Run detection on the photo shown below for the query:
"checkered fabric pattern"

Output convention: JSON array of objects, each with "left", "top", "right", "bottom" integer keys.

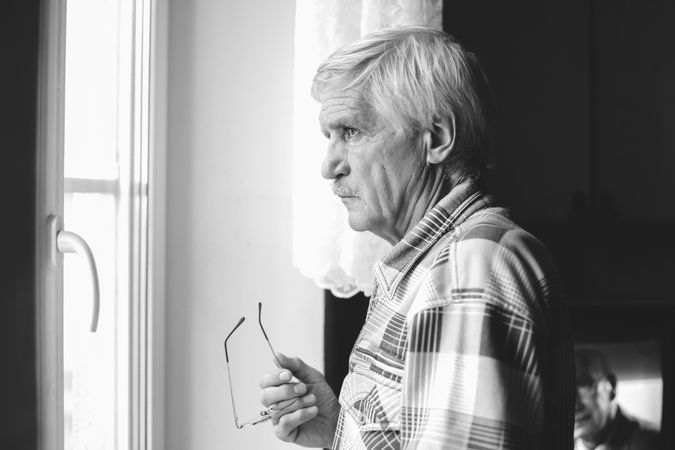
[{"left": 332, "top": 180, "right": 575, "bottom": 449}]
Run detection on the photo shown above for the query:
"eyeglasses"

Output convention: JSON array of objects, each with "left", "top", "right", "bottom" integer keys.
[{"left": 223, "top": 302, "right": 296, "bottom": 428}]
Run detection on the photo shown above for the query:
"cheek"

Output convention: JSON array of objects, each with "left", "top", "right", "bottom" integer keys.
[
  {"left": 365, "top": 165, "right": 402, "bottom": 206},
  {"left": 350, "top": 139, "right": 422, "bottom": 208},
  {"left": 589, "top": 399, "right": 607, "bottom": 421},
  {"left": 349, "top": 153, "right": 386, "bottom": 194},
  {"left": 353, "top": 169, "right": 387, "bottom": 216},
  {"left": 577, "top": 393, "right": 600, "bottom": 411}
]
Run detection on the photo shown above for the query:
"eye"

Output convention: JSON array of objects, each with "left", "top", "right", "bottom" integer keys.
[{"left": 343, "top": 127, "right": 359, "bottom": 140}]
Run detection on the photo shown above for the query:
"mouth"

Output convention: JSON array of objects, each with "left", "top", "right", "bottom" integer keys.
[
  {"left": 333, "top": 184, "right": 356, "bottom": 199},
  {"left": 575, "top": 412, "right": 591, "bottom": 423},
  {"left": 338, "top": 196, "right": 358, "bottom": 205}
]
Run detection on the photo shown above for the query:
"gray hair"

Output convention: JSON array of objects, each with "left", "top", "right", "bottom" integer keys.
[{"left": 311, "top": 26, "right": 495, "bottom": 185}]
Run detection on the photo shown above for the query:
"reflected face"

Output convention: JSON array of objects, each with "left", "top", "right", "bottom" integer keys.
[
  {"left": 575, "top": 366, "right": 614, "bottom": 441},
  {"left": 318, "top": 87, "right": 426, "bottom": 243}
]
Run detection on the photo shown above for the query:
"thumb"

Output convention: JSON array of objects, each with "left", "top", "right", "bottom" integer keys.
[{"left": 276, "top": 352, "right": 324, "bottom": 383}]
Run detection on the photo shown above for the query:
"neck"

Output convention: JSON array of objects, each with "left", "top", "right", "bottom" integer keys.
[{"left": 381, "top": 168, "right": 453, "bottom": 245}]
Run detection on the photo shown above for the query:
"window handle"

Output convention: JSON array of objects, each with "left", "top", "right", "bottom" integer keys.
[{"left": 48, "top": 215, "right": 100, "bottom": 332}]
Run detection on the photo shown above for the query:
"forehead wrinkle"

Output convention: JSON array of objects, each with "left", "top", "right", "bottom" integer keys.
[{"left": 319, "top": 89, "right": 379, "bottom": 131}]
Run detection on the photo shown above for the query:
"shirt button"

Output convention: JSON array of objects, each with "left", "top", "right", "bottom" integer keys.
[{"left": 358, "top": 414, "right": 367, "bottom": 425}]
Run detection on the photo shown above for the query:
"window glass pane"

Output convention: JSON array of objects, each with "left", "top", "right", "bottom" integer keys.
[
  {"left": 63, "top": 193, "right": 118, "bottom": 450},
  {"left": 64, "top": 0, "right": 121, "bottom": 181},
  {"left": 63, "top": 0, "right": 132, "bottom": 448}
]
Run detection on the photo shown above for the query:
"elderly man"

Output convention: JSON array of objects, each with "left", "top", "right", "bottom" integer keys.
[
  {"left": 259, "top": 27, "right": 575, "bottom": 449},
  {"left": 575, "top": 349, "right": 659, "bottom": 450}
]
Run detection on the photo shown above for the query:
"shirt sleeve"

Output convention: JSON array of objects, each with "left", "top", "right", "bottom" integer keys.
[{"left": 400, "top": 230, "right": 556, "bottom": 449}]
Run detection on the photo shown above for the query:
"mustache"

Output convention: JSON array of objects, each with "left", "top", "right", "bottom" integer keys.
[{"left": 332, "top": 182, "right": 356, "bottom": 197}]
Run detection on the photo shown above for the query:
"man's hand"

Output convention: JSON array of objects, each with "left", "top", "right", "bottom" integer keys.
[{"left": 259, "top": 353, "right": 339, "bottom": 448}]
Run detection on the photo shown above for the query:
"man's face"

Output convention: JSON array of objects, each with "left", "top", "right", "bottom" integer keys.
[
  {"left": 318, "top": 87, "right": 426, "bottom": 243},
  {"left": 574, "top": 367, "right": 614, "bottom": 441}
]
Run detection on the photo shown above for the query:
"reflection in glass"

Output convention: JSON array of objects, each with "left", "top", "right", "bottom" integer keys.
[{"left": 574, "top": 341, "right": 661, "bottom": 449}]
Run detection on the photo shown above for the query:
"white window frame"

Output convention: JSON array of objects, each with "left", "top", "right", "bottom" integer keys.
[{"left": 35, "top": 0, "right": 167, "bottom": 449}]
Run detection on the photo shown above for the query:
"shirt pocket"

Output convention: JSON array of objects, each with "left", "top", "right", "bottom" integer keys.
[{"left": 339, "top": 338, "right": 404, "bottom": 432}]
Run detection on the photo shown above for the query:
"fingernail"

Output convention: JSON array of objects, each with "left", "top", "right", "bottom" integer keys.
[
  {"left": 308, "top": 406, "right": 318, "bottom": 415},
  {"left": 302, "top": 393, "right": 315, "bottom": 404},
  {"left": 294, "top": 383, "right": 306, "bottom": 394},
  {"left": 279, "top": 370, "right": 292, "bottom": 381}
]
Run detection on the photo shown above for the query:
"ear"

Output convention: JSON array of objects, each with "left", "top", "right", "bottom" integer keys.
[
  {"left": 597, "top": 379, "right": 615, "bottom": 401},
  {"left": 424, "top": 116, "right": 456, "bottom": 165}
]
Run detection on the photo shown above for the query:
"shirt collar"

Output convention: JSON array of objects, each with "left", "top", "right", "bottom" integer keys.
[
  {"left": 373, "top": 178, "right": 492, "bottom": 298},
  {"left": 604, "top": 406, "right": 636, "bottom": 447}
]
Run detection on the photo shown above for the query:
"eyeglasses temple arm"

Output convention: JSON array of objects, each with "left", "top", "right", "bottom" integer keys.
[
  {"left": 224, "top": 316, "right": 245, "bottom": 362},
  {"left": 258, "top": 302, "right": 282, "bottom": 367},
  {"left": 226, "top": 360, "right": 244, "bottom": 428},
  {"left": 224, "top": 316, "right": 247, "bottom": 428}
]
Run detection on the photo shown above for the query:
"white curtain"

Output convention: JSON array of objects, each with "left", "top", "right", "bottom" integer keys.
[{"left": 292, "top": 0, "right": 443, "bottom": 298}]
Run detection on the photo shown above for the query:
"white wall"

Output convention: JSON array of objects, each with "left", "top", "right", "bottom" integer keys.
[{"left": 165, "top": 1, "right": 323, "bottom": 448}]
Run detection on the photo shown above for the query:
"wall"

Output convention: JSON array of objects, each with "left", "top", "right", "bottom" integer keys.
[
  {"left": 443, "top": 1, "right": 675, "bottom": 303},
  {"left": 445, "top": 0, "right": 591, "bottom": 222},
  {"left": 166, "top": 1, "right": 323, "bottom": 449}
]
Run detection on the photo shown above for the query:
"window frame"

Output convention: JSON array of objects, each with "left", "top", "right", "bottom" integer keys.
[{"left": 35, "top": 0, "right": 167, "bottom": 449}]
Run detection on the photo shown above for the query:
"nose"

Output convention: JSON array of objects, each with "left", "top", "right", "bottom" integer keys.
[{"left": 321, "top": 140, "right": 350, "bottom": 180}]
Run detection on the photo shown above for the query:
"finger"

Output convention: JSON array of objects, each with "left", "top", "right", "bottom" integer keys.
[
  {"left": 272, "top": 397, "right": 298, "bottom": 411},
  {"left": 274, "top": 406, "right": 318, "bottom": 442},
  {"left": 260, "top": 382, "right": 307, "bottom": 407},
  {"left": 259, "top": 368, "right": 294, "bottom": 389},
  {"left": 275, "top": 353, "right": 324, "bottom": 383},
  {"left": 270, "top": 393, "right": 316, "bottom": 421}
]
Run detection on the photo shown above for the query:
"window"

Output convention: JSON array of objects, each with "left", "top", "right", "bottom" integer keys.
[{"left": 36, "top": 0, "right": 165, "bottom": 448}]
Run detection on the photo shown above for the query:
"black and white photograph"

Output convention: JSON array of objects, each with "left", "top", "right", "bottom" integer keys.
[{"left": 3, "top": 1, "right": 674, "bottom": 449}]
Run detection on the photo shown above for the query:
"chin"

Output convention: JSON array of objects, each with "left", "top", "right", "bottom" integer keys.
[
  {"left": 346, "top": 215, "right": 372, "bottom": 233},
  {"left": 347, "top": 209, "right": 385, "bottom": 234},
  {"left": 344, "top": 205, "right": 389, "bottom": 238}
]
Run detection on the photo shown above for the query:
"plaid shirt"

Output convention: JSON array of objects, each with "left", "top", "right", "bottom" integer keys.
[{"left": 332, "top": 180, "right": 575, "bottom": 449}]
